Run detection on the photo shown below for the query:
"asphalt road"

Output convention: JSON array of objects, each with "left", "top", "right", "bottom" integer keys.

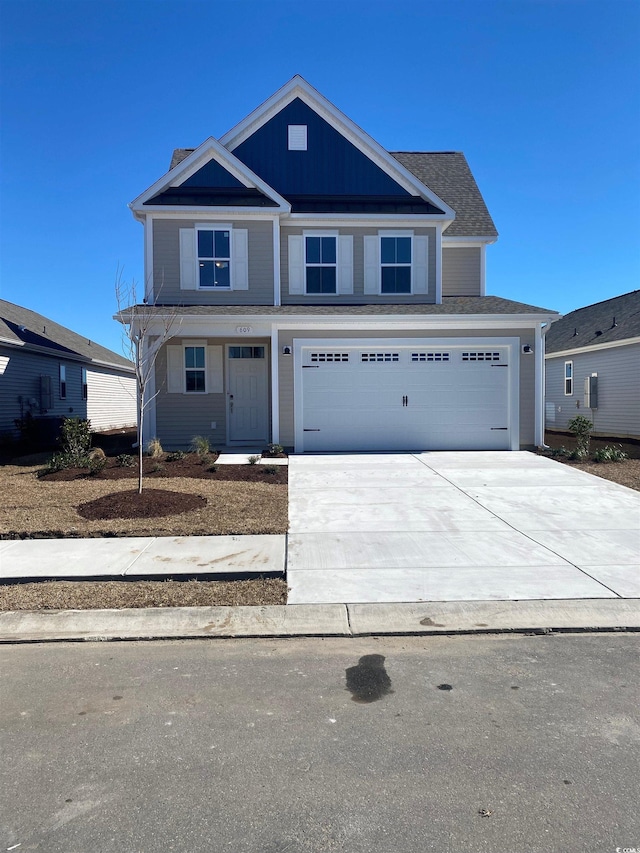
[{"left": 1, "top": 634, "right": 639, "bottom": 853}]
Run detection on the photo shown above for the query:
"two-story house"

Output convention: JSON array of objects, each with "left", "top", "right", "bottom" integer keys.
[{"left": 125, "top": 76, "right": 558, "bottom": 453}]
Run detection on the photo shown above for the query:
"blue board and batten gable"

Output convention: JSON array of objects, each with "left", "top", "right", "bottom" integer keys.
[
  {"left": 231, "top": 98, "right": 444, "bottom": 213},
  {"left": 180, "top": 159, "right": 245, "bottom": 188}
]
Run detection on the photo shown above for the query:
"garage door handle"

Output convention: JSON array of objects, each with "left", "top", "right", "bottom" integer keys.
[
  {"left": 491, "top": 364, "right": 508, "bottom": 367},
  {"left": 491, "top": 427, "right": 508, "bottom": 430},
  {"left": 304, "top": 429, "right": 321, "bottom": 432}
]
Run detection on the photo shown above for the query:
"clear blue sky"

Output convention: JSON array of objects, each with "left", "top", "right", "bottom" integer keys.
[{"left": 1, "top": 0, "right": 639, "bottom": 356}]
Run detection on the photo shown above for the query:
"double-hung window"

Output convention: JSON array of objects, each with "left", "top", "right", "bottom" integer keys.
[
  {"left": 185, "top": 345, "right": 206, "bottom": 393},
  {"left": 59, "top": 365, "right": 66, "bottom": 400},
  {"left": 381, "top": 235, "right": 412, "bottom": 294},
  {"left": 564, "top": 361, "right": 573, "bottom": 396},
  {"left": 305, "top": 235, "right": 337, "bottom": 294},
  {"left": 197, "top": 228, "right": 230, "bottom": 289},
  {"left": 81, "top": 368, "right": 88, "bottom": 400}
]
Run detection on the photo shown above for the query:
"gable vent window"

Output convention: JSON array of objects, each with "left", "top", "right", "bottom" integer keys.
[
  {"left": 288, "top": 125, "right": 308, "bottom": 151},
  {"left": 361, "top": 352, "right": 399, "bottom": 363},
  {"left": 412, "top": 352, "right": 450, "bottom": 362},
  {"left": 462, "top": 351, "right": 501, "bottom": 362},
  {"left": 310, "top": 352, "right": 349, "bottom": 363}
]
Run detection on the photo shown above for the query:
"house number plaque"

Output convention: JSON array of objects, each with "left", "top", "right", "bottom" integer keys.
[{"left": 235, "top": 326, "right": 253, "bottom": 334}]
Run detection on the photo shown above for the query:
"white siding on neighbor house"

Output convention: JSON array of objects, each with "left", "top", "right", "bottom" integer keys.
[
  {"left": 86, "top": 368, "right": 136, "bottom": 431},
  {"left": 276, "top": 327, "right": 536, "bottom": 449},
  {"left": 280, "top": 226, "right": 437, "bottom": 304},
  {"left": 441, "top": 247, "right": 482, "bottom": 296},
  {"left": 152, "top": 219, "right": 274, "bottom": 305},
  {"left": 545, "top": 343, "right": 640, "bottom": 438}
]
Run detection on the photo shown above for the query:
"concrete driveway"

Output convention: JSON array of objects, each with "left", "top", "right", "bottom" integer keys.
[{"left": 287, "top": 451, "right": 640, "bottom": 604}]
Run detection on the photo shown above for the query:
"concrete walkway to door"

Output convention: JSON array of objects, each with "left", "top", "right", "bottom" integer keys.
[{"left": 287, "top": 451, "right": 640, "bottom": 604}]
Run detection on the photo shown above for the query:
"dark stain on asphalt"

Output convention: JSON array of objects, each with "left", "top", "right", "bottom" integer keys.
[
  {"left": 113, "top": 695, "right": 123, "bottom": 700},
  {"left": 511, "top": 685, "right": 520, "bottom": 690},
  {"left": 346, "top": 654, "right": 393, "bottom": 703},
  {"left": 420, "top": 616, "right": 445, "bottom": 627},
  {"left": 437, "top": 684, "right": 453, "bottom": 691}
]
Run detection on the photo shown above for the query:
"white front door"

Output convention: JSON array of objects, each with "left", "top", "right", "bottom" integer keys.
[{"left": 227, "top": 345, "right": 269, "bottom": 444}]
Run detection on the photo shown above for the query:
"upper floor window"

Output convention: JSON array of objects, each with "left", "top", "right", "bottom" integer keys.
[
  {"left": 81, "top": 368, "right": 88, "bottom": 400},
  {"left": 380, "top": 235, "right": 412, "bottom": 294},
  {"left": 197, "top": 228, "right": 230, "bottom": 289},
  {"left": 363, "top": 231, "right": 428, "bottom": 296},
  {"left": 179, "top": 225, "right": 248, "bottom": 292},
  {"left": 305, "top": 236, "right": 337, "bottom": 294},
  {"left": 59, "top": 364, "right": 66, "bottom": 400},
  {"left": 564, "top": 361, "right": 573, "bottom": 396}
]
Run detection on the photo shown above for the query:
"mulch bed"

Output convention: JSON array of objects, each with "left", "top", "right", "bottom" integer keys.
[
  {"left": 0, "top": 578, "right": 288, "bottom": 610},
  {"left": 39, "top": 456, "right": 288, "bottom": 484},
  {"left": 77, "top": 489, "right": 207, "bottom": 520}
]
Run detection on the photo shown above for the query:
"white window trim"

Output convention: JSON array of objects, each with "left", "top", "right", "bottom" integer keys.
[
  {"left": 303, "top": 230, "right": 339, "bottom": 295},
  {"left": 378, "top": 229, "right": 413, "bottom": 295},
  {"left": 184, "top": 341, "right": 207, "bottom": 394},
  {"left": 564, "top": 360, "right": 573, "bottom": 396},
  {"left": 195, "top": 223, "right": 232, "bottom": 291}
]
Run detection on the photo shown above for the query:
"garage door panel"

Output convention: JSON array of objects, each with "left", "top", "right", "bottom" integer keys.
[{"left": 299, "top": 341, "right": 512, "bottom": 452}]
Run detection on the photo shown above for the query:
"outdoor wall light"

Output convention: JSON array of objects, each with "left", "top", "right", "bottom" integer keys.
[
  {"left": 522, "top": 344, "right": 533, "bottom": 354},
  {"left": 282, "top": 346, "right": 292, "bottom": 355}
]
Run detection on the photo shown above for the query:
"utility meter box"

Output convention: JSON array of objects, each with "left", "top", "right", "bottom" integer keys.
[{"left": 584, "top": 374, "right": 598, "bottom": 409}]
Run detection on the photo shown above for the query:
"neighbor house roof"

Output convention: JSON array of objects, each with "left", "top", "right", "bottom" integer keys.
[
  {"left": 0, "top": 300, "right": 134, "bottom": 371},
  {"left": 168, "top": 148, "right": 497, "bottom": 238},
  {"left": 545, "top": 291, "right": 640, "bottom": 355},
  {"left": 135, "top": 295, "right": 557, "bottom": 318}
]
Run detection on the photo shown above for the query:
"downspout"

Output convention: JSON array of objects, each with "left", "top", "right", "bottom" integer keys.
[
  {"left": 535, "top": 322, "right": 549, "bottom": 447},
  {"left": 270, "top": 326, "right": 280, "bottom": 444}
]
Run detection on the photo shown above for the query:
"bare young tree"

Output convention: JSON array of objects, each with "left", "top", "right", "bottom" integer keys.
[{"left": 115, "top": 268, "right": 179, "bottom": 494}]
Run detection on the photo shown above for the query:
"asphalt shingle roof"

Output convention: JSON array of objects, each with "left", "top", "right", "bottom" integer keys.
[
  {"left": 168, "top": 148, "right": 497, "bottom": 238},
  {"left": 142, "top": 296, "right": 557, "bottom": 317},
  {"left": 0, "top": 300, "right": 134, "bottom": 370},
  {"left": 545, "top": 291, "right": 640, "bottom": 354}
]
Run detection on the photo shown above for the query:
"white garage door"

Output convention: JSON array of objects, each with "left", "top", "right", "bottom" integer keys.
[{"left": 297, "top": 340, "right": 514, "bottom": 452}]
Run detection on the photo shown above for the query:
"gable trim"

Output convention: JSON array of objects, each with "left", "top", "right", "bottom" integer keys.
[
  {"left": 220, "top": 76, "right": 456, "bottom": 219},
  {"left": 545, "top": 337, "right": 640, "bottom": 359},
  {"left": 130, "top": 137, "right": 291, "bottom": 217}
]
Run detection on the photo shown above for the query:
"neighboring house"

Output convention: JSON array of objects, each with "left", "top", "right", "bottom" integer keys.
[
  {"left": 545, "top": 290, "right": 640, "bottom": 440},
  {"left": 124, "top": 75, "right": 558, "bottom": 453},
  {"left": 0, "top": 299, "right": 136, "bottom": 443}
]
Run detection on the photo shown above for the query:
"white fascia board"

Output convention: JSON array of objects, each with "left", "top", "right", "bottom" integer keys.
[
  {"left": 134, "top": 207, "right": 285, "bottom": 219},
  {"left": 0, "top": 336, "right": 24, "bottom": 347},
  {"left": 442, "top": 237, "right": 498, "bottom": 246},
  {"left": 545, "top": 336, "right": 640, "bottom": 359},
  {"left": 129, "top": 136, "right": 291, "bottom": 214},
  {"left": 219, "top": 76, "right": 456, "bottom": 218}
]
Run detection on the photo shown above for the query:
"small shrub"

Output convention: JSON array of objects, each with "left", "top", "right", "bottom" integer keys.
[
  {"left": 167, "top": 450, "right": 187, "bottom": 462},
  {"left": 207, "top": 464, "right": 218, "bottom": 474},
  {"left": 152, "top": 462, "right": 165, "bottom": 474},
  {"left": 117, "top": 454, "right": 135, "bottom": 468},
  {"left": 59, "top": 417, "right": 92, "bottom": 466},
  {"left": 264, "top": 443, "right": 284, "bottom": 457},
  {"left": 247, "top": 454, "right": 261, "bottom": 465},
  {"left": 593, "top": 444, "right": 628, "bottom": 463},
  {"left": 567, "top": 415, "right": 593, "bottom": 459},
  {"left": 88, "top": 447, "right": 106, "bottom": 461},
  {"left": 263, "top": 465, "right": 278, "bottom": 475},
  {"left": 41, "top": 452, "right": 73, "bottom": 475},
  {"left": 88, "top": 454, "right": 107, "bottom": 475},
  {"left": 569, "top": 447, "right": 589, "bottom": 461},
  {"left": 190, "top": 435, "right": 210, "bottom": 457},
  {"left": 547, "top": 445, "right": 569, "bottom": 459},
  {"left": 147, "top": 438, "right": 163, "bottom": 458}
]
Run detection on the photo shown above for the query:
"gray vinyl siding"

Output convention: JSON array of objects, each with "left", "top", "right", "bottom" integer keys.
[
  {"left": 280, "top": 226, "right": 437, "bottom": 304},
  {"left": 545, "top": 343, "right": 640, "bottom": 438},
  {"left": 442, "top": 247, "right": 482, "bottom": 296},
  {"left": 86, "top": 368, "right": 136, "bottom": 431},
  {"left": 276, "top": 327, "right": 536, "bottom": 448},
  {"left": 0, "top": 346, "right": 134, "bottom": 439},
  {"left": 154, "top": 336, "right": 271, "bottom": 450},
  {"left": 152, "top": 218, "right": 274, "bottom": 305}
]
